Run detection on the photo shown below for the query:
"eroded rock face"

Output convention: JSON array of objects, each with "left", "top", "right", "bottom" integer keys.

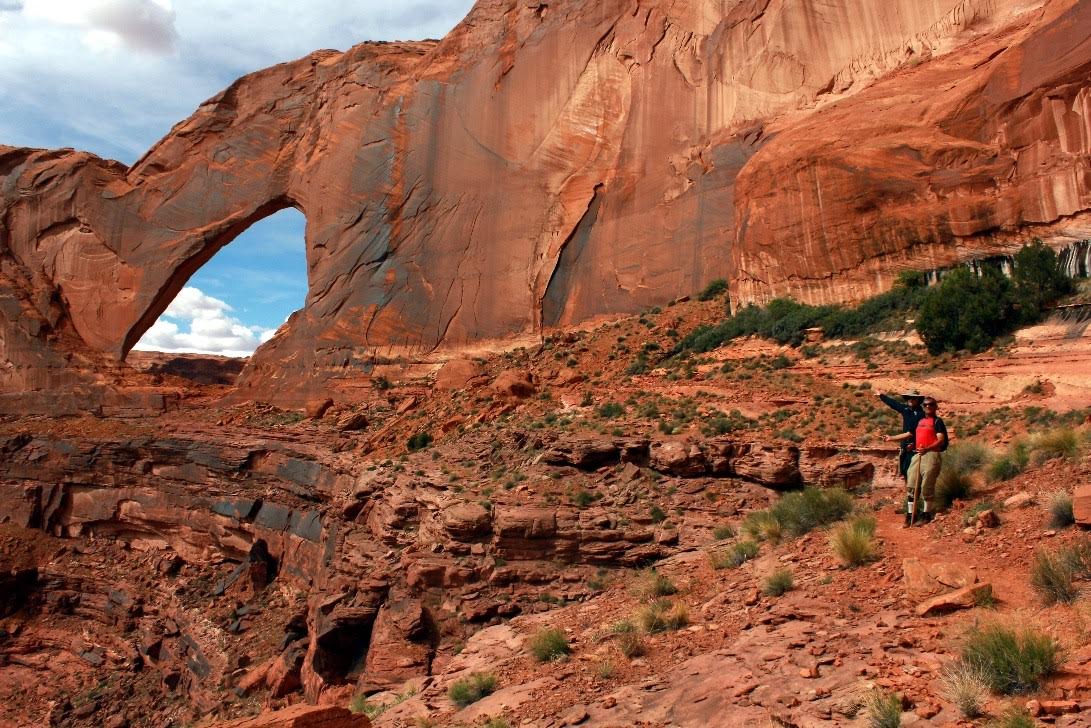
[{"left": 3, "top": 0, "right": 1091, "bottom": 406}]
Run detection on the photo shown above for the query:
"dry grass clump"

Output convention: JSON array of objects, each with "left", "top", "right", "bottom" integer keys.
[
  {"left": 633, "top": 569, "right": 677, "bottom": 600},
  {"left": 636, "top": 599, "right": 689, "bottom": 633},
  {"left": 1029, "top": 427, "right": 1079, "bottom": 464},
  {"left": 1047, "top": 491, "right": 1075, "bottom": 529},
  {"left": 940, "top": 661, "right": 989, "bottom": 719},
  {"left": 829, "top": 515, "right": 876, "bottom": 567},
  {"left": 988, "top": 442, "right": 1030, "bottom": 482},
  {"left": 988, "top": 705, "right": 1038, "bottom": 728},
  {"left": 864, "top": 690, "right": 902, "bottom": 728}
]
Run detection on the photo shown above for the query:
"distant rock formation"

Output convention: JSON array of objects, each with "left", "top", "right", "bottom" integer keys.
[{"left": 3, "top": 0, "right": 1090, "bottom": 407}]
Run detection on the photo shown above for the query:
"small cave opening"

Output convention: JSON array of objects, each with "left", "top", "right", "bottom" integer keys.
[
  {"left": 129, "top": 207, "right": 308, "bottom": 387},
  {"left": 312, "top": 614, "right": 376, "bottom": 685}
]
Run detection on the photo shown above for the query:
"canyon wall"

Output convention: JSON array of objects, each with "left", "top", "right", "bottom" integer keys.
[{"left": 2, "top": 0, "right": 1090, "bottom": 405}]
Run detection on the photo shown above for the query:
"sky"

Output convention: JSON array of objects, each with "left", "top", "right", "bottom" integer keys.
[{"left": 0, "top": 0, "right": 475, "bottom": 356}]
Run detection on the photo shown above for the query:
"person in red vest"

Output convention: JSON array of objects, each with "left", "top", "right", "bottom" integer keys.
[{"left": 905, "top": 397, "right": 948, "bottom": 526}]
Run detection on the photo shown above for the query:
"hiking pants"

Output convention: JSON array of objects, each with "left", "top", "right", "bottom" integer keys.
[
  {"left": 898, "top": 448, "right": 914, "bottom": 481},
  {"left": 906, "top": 451, "right": 942, "bottom": 509}
]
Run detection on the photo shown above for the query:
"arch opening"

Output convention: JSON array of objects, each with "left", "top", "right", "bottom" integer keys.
[{"left": 129, "top": 206, "right": 308, "bottom": 380}]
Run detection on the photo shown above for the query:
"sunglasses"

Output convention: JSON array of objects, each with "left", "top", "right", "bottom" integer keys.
[{"left": 923, "top": 402, "right": 938, "bottom": 407}]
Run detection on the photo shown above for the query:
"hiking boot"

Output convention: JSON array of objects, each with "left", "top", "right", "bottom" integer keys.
[
  {"left": 918, "top": 511, "right": 934, "bottom": 525},
  {"left": 903, "top": 511, "right": 912, "bottom": 528}
]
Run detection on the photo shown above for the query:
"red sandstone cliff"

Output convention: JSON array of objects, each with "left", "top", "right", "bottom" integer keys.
[{"left": 2, "top": 0, "right": 1090, "bottom": 406}]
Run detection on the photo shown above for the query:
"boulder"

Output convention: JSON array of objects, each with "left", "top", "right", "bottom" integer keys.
[
  {"left": 335, "top": 412, "right": 368, "bottom": 432},
  {"left": 305, "top": 398, "right": 334, "bottom": 420},
  {"left": 443, "top": 503, "right": 493, "bottom": 541},
  {"left": 915, "top": 583, "right": 994, "bottom": 616},
  {"left": 1004, "top": 492, "right": 1035, "bottom": 509},
  {"left": 491, "top": 370, "right": 536, "bottom": 398},
  {"left": 434, "top": 359, "right": 485, "bottom": 391},
  {"left": 1073, "top": 485, "right": 1091, "bottom": 525},
  {"left": 650, "top": 440, "right": 707, "bottom": 476},
  {"left": 731, "top": 444, "right": 801, "bottom": 488}
]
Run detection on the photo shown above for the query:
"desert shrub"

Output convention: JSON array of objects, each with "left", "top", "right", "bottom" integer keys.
[
  {"left": 940, "top": 662, "right": 989, "bottom": 718},
  {"left": 917, "top": 267, "right": 1015, "bottom": 354},
  {"left": 763, "top": 568, "right": 794, "bottom": 597},
  {"left": 769, "top": 487, "right": 854, "bottom": 537},
  {"left": 634, "top": 570, "right": 677, "bottom": 600},
  {"left": 988, "top": 442, "right": 1030, "bottom": 482},
  {"left": 616, "top": 630, "right": 645, "bottom": 658},
  {"left": 528, "top": 628, "right": 571, "bottom": 662},
  {"left": 597, "top": 402, "right": 626, "bottom": 419},
  {"left": 697, "top": 278, "right": 728, "bottom": 301},
  {"left": 960, "top": 623, "right": 1061, "bottom": 695},
  {"left": 407, "top": 431, "right": 433, "bottom": 451},
  {"left": 572, "top": 490, "right": 596, "bottom": 507},
  {"left": 864, "top": 690, "right": 902, "bottom": 728},
  {"left": 1011, "top": 238, "right": 1073, "bottom": 322},
  {"left": 1048, "top": 491, "right": 1075, "bottom": 529},
  {"left": 637, "top": 599, "right": 689, "bottom": 633},
  {"left": 649, "top": 505, "right": 667, "bottom": 523},
  {"left": 711, "top": 540, "right": 760, "bottom": 570},
  {"left": 988, "top": 705, "right": 1038, "bottom": 728},
  {"left": 712, "top": 524, "right": 735, "bottom": 540},
  {"left": 829, "top": 516, "right": 876, "bottom": 567},
  {"left": 742, "top": 510, "right": 783, "bottom": 544},
  {"left": 448, "top": 673, "right": 498, "bottom": 707},
  {"left": 1029, "top": 427, "right": 1079, "bottom": 463},
  {"left": 1030, "top": 550, "right": 1079, "bottom": 605},
  {"left": 945, "top": 441, "right": 992, "bottom": 474}
]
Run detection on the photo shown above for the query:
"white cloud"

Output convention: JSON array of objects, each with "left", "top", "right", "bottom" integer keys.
[
  {"left": 133, "top": 286, "right": 279, "bottom": 357},
  {"left": 23, "top": 0, "right": 177, "bottom": 54}
]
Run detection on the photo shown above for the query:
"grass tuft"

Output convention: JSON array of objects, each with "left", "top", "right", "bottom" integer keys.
[
  {"left": 960, "top": 623, "right": 1061, "bottom": 695},
  {"left": 712, "top": 524, "right": 735, "bottom": 540},
  {"left": 528, "top": 628, "right": 571, "bottom": 662},
  {"left": 829, "top": 516, "right": 876, "bottom": 567},
  {"left": 710, "top": 540, "right": 759, "bottom": 570},
  {"left": 1047, "top": 491, "right": 1075, "bottom": 529},
  {"left": 633, "top": 569, "right": 677, "bottom": 600},
  {"left": 988, "top": 705, "right": 1038, "bottom": 728},
  {"left": 1029, "top": 427, "right": 1079, "bottom": 464},
  {"left": 448, "top": 672, "right": 498, "bottom": 708},
  {"left": 864, "top": 690, "right": 902, "bottom": 728},
  {"left": 1030, "top": 550, "right": 1080, "bottom": 605},
  {"left": 741, "top": 511, "right": 783, "bottom": 544},
  {"left": 762, "top": 568, "right": 794, "bottom": 597},
  {"left": 636, "top": 599, "right": 689, "bottom": 633}
]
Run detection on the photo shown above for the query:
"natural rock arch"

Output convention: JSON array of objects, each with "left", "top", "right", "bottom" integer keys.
[{"left": 3, "top": 0, "right": 1091, "bottom": 408}]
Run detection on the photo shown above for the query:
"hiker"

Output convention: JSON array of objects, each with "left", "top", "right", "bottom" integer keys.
[
  {"left": 877, "top": 390, "right": 925, "bottom": 481},
  {"left": 904, "top": 397, "right": 948, "bottom": 526}
]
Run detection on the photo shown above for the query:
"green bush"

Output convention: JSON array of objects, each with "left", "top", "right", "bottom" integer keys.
[
  {"left": 960, "top": 623, "right": 1061, "bottom": 695},
  {"left": 763, "top": 568, "right": 794, "bottom": 597},
  {"left": 918, "top": 242, "right": 1072, "bottom": 355},
  {"left": 769, "top": 487, "right": 854, "bottom": 537},
  {"left": 528, "top": 628, "right": 571, "bottom": 662},
  {"left": 597, "top": 402, "right": 626, "bottom": 419},
  {"left": 1011, "top": 239, "right": 1073, "bottom": 322},
  {"left": 697, "top": 278, "right": 728, "bottom": 301},
  {"left": 448, "top": 672, "right": 498, "bottom": 707},
  {"left": 917, "top": 267, "right": 1015, "bottom": 354},
  {"left": 945, "top": 441, "right": 992, "bottom": 474},
  {"left": 616, "top": 630, "right": 644, "bottom": 658},
  {"left": 407, "top": 431, "right": 433, "bottom": 451}
]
